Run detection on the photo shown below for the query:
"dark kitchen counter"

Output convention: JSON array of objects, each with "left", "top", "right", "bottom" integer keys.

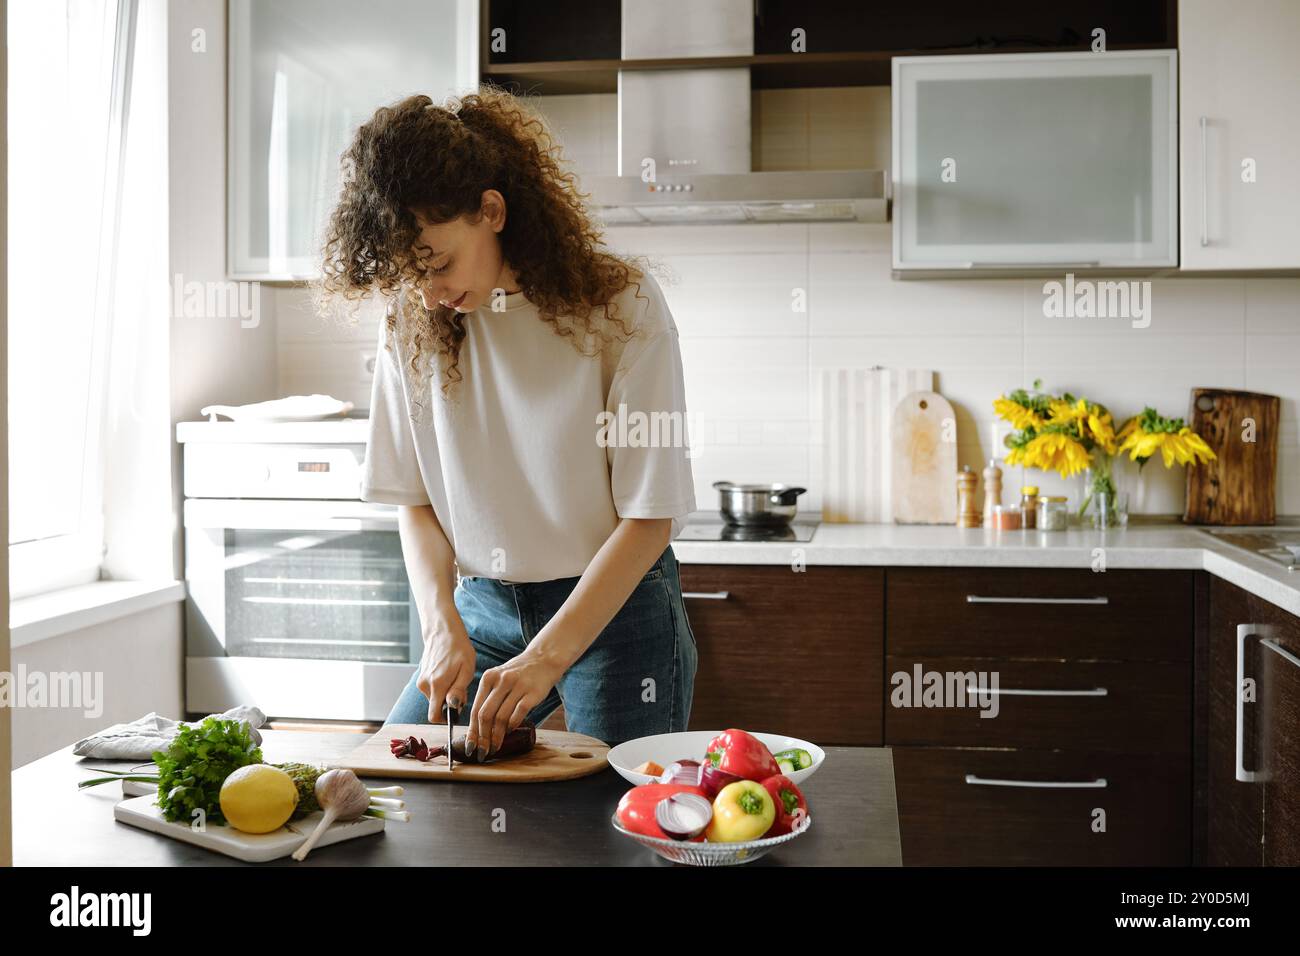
[{"left": 13, "top": 730, "right": 902, "bottom": 866}]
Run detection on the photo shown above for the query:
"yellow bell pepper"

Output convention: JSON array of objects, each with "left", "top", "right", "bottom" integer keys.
[{"left": 706, "top": 780, "right": 776, "bottom": 842}]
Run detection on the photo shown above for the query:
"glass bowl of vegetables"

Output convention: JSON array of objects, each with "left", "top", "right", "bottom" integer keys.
[
  {"left": 611, "top": 809, "right": 812, "bottom": 866},
  {"left": 612, "top": 739, "right": 816, "bottom": 866}
]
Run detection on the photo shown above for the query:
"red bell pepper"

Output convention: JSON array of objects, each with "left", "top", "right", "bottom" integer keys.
[
  {"left": 761, "top": 774, "right": 808, "bottom": 836},
  {"left": 704, "top": 729, "right": 781, "bottom": 782},
  {"left": 616, "top": 783, "right": 709, "bottom": 841}
]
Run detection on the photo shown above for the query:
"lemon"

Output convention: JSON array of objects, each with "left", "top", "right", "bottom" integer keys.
[{"left": 219, "top": 764, "right": 299, "bottom": 833}]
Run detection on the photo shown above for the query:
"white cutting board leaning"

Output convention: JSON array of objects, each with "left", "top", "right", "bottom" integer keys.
[
  {"left": 820, "top": 367, "right": 935, "bottom": 522},
  {"left": 890, "top": 390, "right": 958, "bottom": 524}
]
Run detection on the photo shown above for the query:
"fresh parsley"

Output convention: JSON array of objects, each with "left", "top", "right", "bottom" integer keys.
[{"left": 150, "top": 716, "right": 263, "bottom": 824}]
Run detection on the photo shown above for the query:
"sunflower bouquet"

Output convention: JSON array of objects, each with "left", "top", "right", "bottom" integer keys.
[{"left": 993, "top": 382, "right": 1216, "bottom": 526}]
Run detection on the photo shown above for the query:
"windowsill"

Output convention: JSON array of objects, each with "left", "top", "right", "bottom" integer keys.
[{"left": 10, "top": 579, "right": 187, "bottom": 649}]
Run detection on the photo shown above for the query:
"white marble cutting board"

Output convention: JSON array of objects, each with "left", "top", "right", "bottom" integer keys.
[{"left": 113, "top": 793, "right": 384, "bottom": 862}]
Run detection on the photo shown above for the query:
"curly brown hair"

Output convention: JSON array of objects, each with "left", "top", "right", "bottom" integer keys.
[{"left": 313, "top": 85, "right": 647, "bottom": 415}]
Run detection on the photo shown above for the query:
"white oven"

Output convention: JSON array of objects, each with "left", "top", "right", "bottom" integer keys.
[{"left": 179, "top": 420, "right": 420, "bottom": 721}]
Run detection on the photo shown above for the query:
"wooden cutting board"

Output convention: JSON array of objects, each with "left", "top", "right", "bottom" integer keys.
[
  {"left": 1183, "top": 387, "right": 1280, "bottom": 526},
  {"left": 891, "top": 390, "right": 958, "bottom": 524},
  {"left": 330, "top": 724, "right": 611, "bottom": 783}
]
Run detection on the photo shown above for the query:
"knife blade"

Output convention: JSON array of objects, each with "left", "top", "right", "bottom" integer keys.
[{"left": 445, "top": 701, "right": 455, "bottom": 772}]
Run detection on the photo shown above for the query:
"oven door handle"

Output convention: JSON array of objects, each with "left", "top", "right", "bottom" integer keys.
[
  {"left": 184, "top": 498, "right": 400, "bottom": 531},
  {"left": 327, "top": 513, "right": 399, "bottom": 531}
]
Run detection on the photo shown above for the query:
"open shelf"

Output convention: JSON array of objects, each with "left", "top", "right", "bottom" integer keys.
[
  {"left": 482, "top": 0, "right": 1177, "bottom": 95},
  {"left": 485, "top": 42, "right": 1178, "bottom": 95}
]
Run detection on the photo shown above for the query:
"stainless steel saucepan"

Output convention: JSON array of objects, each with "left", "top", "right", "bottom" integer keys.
[{"left": 713, "top": 481, "right": 807, "bottom": 527}]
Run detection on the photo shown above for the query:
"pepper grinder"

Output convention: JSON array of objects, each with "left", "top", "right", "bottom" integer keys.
[
  {"left": 957, "top": 466, "right": 981, "bottom": 528},
  {"left": 982, "top": 458, "right": 1003, "bottom": 526}
]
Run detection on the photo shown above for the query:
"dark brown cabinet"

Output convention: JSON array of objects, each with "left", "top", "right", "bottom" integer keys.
[
  {"left": 886, "top": 567, "right": 1195, "bottom": 866},
  {"left": 1207, "top": 576, "right": 1300, "bottom": 866},
  {"left": 678, "top": 564, "right": 883, "bottom": 745},
  {"left": 887, "top": 567, "right": 1194, "bottom": 662},
  {"left": 886, "top": 657, "right": 1191, "bottom": 752},
  {"left": 894, "top": 748, "right": 1190, "bottom": 866},
  {"left": 538, "top": 556, "right": 1295, "bottom": 868}
]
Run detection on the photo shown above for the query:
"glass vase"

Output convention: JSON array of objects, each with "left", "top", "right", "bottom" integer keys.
[{"left": 1080, "top": 454, "right": 1122, "bottom": 529}]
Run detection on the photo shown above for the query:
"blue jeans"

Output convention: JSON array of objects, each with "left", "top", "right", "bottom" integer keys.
[{"left": 384, "top": 545, "right": 698, "bottom": 747}]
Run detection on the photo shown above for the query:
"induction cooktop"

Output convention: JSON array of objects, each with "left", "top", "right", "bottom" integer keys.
[{"left": 674, "top": 512, "right": 820, "bottom": 543}]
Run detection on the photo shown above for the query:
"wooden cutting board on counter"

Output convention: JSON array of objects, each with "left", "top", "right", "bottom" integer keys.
[
  {"left": 331, "top": 725, "right": 610, "bottom": 783},
  {"left": 891, "top": 390, "right": 958, "bottom": 524},
  {"left": 1183, "top": 387, "right": 1280, "bottom": 526}
]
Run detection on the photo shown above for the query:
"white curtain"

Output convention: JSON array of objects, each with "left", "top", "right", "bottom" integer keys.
[
  {"left": 8, "top": 0, "right": 172, "bottom": 598},
  {"left": 99, "top": 0, "right": 172, "bottom": 584}
]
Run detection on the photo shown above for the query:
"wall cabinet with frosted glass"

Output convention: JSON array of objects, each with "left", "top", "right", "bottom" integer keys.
[
  {"left": 891, "top": 50, "right": 1179, "bottom": 275},
  {"left": 227, "top": 0, "right": 479, "bottom": 280}
]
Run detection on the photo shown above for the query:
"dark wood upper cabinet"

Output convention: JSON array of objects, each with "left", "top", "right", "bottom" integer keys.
[
  {"left": 750, "top": 0, "right": 1174, "bottom": 55},
  {"left": 482, "top": 0, "right": 1175, "bottom": 94},
  {"left": 485, "top": 0, "right": 620, "bottom": 63}
]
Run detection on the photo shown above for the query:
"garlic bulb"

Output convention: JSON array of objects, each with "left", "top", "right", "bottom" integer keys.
[{"left": 291, "top": 769, "right": 372, "bottom": 861}]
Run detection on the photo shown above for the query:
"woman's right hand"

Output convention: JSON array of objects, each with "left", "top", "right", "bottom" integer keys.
[{"left": 417, "top": 613, "right": 477, "bottom": 724}]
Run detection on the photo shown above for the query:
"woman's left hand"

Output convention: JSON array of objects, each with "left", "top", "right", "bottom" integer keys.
[{"left": 466, "top": 650, "right": 565, "bottom": 756}]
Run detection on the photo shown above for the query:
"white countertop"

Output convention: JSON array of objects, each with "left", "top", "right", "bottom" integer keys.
[
  {"left": 176, "top": 417, "right": 370, "bottom": 444},
  {"left": 672, "top": 520, "right": 1300, "bottom": 618}
]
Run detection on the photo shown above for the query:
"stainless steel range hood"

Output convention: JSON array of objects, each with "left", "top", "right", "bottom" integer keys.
[
  {"left": 587, "top": 170, "right": 888, "bottom": 225},
  {"left": 586, "top": 1, "right": 887, "bottom": 225}
]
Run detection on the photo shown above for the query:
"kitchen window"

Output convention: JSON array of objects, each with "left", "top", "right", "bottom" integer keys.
[{"left": 7, "top": 0, "right": 169, "bottom": 601}]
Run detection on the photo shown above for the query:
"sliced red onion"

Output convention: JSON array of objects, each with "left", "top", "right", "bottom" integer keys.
[
  {"left": 654, "top": 792, "right": 713, "bottom": 841},
  {"left": 656, "top": 759, "right": 702, "bottom": 788},
  {"left": 699, "top": 762, "right": 743, "bottom": 798}
]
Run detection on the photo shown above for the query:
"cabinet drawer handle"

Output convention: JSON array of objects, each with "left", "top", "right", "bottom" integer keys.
[
  {"left": 966, "top": 595, "right": 1109, "bottom": 606},
  {"left": 682, "top": 591, "right": 730, "bottom": 600},
  {"left": 966, "top": 686, "right": 1108, "bottom": 697},
  {"left": 964, "top": 774, "right": 1107, "bottom": 789}
]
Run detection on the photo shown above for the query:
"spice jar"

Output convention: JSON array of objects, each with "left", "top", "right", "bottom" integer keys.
[
  {"left": 1037, "top": 495, "right": 1069, "bottom": 531},
  {"left": 1019, "top": 485, "right": 1040, "bottom": 529},
  {"left": 990, "top": 504, "right": 1022, "bottom": 531}
]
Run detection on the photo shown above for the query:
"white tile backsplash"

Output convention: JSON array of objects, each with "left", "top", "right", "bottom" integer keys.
[
  {"left": 1245, "top": 278, "right": 1300, "bottom": 333},
  {"left": 1023, "top": 277, "right": 1247, "bottom": 337},
  {"left": 651, "top": 251, "right": 808, "bottom": 338},
  {"left": 275, "top": 219, "right": 1300, "bottom": 517},
  {"left": 626, "top": 222, "right": 1300, "bottom": 516}
]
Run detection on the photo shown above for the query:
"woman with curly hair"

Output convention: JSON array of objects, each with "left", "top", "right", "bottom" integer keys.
[{"left": 315, "top": 87, "right": 697, "bottom": 753}]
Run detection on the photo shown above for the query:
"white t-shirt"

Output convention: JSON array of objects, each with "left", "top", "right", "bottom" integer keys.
[{"left": 360, "top": 271, "right": 696, "bottom": 582}]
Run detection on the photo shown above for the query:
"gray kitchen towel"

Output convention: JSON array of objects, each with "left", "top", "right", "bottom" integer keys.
[{"left": 72, "top": 705, "right": 267, "bottom": 760}]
